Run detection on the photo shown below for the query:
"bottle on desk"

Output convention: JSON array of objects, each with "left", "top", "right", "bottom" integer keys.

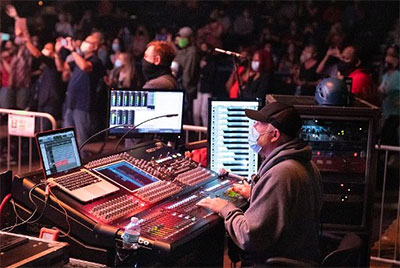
[{"left": 122, "top": 217, "right": 141, "bottom": 250}]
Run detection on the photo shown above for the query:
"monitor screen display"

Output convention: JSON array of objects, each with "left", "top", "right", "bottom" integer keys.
[
  {"left": 109, "top": 89, "right": 184, "bottom": 135},
  {"left": 94, "top": 161, "right": 159, "bottom": 192},
  {"left": 37, "top": 128, "right": 81, "bottom": 176},
  {"left": 208, "top": 99, "right": 261, "bottom": 179}
]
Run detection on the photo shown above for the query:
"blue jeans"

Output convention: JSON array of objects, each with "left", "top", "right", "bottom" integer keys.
[
  {"left": 0, "top": 86, "right": 30, "bottom": 109},
  {"left": 193, "top": 91, "right": 211, "bottom": 127},
  {"left": 63, "top": 108, "right": 91, "bottom": 146}
]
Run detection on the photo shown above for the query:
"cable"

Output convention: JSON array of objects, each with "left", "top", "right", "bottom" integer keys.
[
  {"left": 1, "top": 181, "right": 45, "bottom": 232},
  {"left": 0, "top": 193, "right": 12, "bottom": 216},
  {"left": 79, "top": 123, "right": 135, "bottom": 152},
  {"left": 114, "top": 114, "right": 178, "bottom": 152},
  {"left": 48, "top": 187, "right": 71, "bottom": 237}
]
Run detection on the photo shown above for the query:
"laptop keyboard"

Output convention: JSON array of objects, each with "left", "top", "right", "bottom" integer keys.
[{"left": 54, "top": 171, "right": 101, "bottom": 191}]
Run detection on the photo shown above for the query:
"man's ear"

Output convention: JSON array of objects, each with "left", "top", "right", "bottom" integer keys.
[
  {"left": 154, "top": 55, "right": 161, "bottom": 65},
  {"left": 271, "top": 129, "right": 280, "bottom": 142}
]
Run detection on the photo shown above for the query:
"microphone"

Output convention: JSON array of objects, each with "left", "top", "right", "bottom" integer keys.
[
  {"left": 114, "top": 114, "right": 178, "bottom": 152},
  {"left": 214, "top": 48, "right": 246, "bottom": 58}
]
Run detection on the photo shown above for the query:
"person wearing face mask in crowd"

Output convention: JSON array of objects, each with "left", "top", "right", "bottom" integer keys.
[
  {"left": 142, "top": 41, "right": 177, "bottom": 89},
  {"left": 193, "top": 42, "right": 217, "bottom": 127},
  {"left": 2, "top": 5, "right": 32, "bottom": 110},
  {"left": 240, "top": 50, "right": 272, "bottom": 100},
  {"left": 106, "top": 52, "right": 140, "bottom": 89},
  {"left": 378, "top": 49, "right": 400, "bottom": 147},
  {"left": 109, "top": 38, "right": 123, "bottom": 65},
  {"left": 336, "top": 45, "right": 377, "bottom": 105},
  {"left": 293, "top": 44, "right": 320, "bottom": 96},
  {"left": 55, "top": 34, "right": 104, "bottom": 146},
  {"left": 226, "top": 48, "right": 251, "bottom": 99},
  {"left": 173, "top": 27, "right": 199, "bottom": 124},
  {"left": 197, "top": 102, "right": 322, "bottom": 267},
  {"left": 23, "top": 33, "right": 63, "bottom": 130}
]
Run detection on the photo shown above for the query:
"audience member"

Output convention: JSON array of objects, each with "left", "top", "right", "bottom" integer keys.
[
  {"left": 233, "top": 8, "right": 254, "bottom": 37},
  {"left": 24, "top": 35, "right": 62, "bottom": 130},
  {"left": 57, "top": 34, "right": 104, "bottom": 145},
  {"left": 193, "top": 42, "right": 217, "bottom": 127},
  {"left": 174, "top": 26, "right": 200, "bottom": 124},
  {"left": 241, "top": 50, "right": 272, "bottom": 99},
  {"left": 106, "top": 52, "right": 140, "bottom": 89},
  {"left": 378, "top": 49, "right": 399, "bottom": 146},
  {"left": 226, "top": 49, "right": 251, "bottom": 99},
  {"left": 5, "top": 5, "right": 32, "bottom": 110},
  {"left": 293, "top": 44, "right": 320, "bottom": 96},
  {"left": 0, "top": 41, "right": 15, "bottom": 108},
  {"left": 110, "top": 37, "right": 123, "bottom": 65},
  {"left": 55, "top": 12, "right": 74, "bottom": 37},
  {"left": 142, "top": 41, "right": 177, "bottom": 89},
  {"left": 337, "top": 45, "right": 377, "bottom": 104}
]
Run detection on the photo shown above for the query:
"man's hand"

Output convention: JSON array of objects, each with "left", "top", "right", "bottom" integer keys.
[
  {"left": 231, "top": 181, "right": 251, "bottom": 199},
  {"left": 6, "top": 5, "right": 18, "bottom": 19},
  {"left": 326, "top": 47, "right": 340, "bottom": 58},
  {"left": 197, "top": 197, "right": 228, "bottom": 213},
  {"left": 64, "top": 37, "right": 74, "bottom": 52},
  {"left": 55, "top": 38, "right": 63, "bottom": 53}
]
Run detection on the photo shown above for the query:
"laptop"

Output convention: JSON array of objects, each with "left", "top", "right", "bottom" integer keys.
[{"left": 36, "top": 127, "right": 120, "bottom": 203}]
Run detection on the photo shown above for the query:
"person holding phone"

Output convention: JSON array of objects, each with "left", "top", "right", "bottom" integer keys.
[
  {"left": 55, "top": 34, "right": 104, "bottom": 145},
  {"left": 1, "top": 5, "right": 32, "bottom": 110}
]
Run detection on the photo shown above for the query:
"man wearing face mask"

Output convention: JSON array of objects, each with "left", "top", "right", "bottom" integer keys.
[
  {"left": 173, "top": 27, "right": 200, "bottom": 124},
  {"left": 24, "top": 35, "right": 63, "bottom": 130},
  {"left": 56, "top": 34, "right": 104, "bottom": 146},
  {"left": 198, "top": 102, "right": 323, "bottom": 267},
  {"left": 142, "top": 41, "right": 177, "bottom": 89},
  {"left": 337, "top": 45, "right": 376, "bottom": 105}
]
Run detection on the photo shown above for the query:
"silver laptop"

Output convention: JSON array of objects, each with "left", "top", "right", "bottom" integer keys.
[{"left": 36, "top": 128, "right": 119, "bottom": 203}]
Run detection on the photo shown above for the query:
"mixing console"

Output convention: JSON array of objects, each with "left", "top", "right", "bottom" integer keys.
[{"left": 13, "top": 141, "right": 248, "bottom": 253}]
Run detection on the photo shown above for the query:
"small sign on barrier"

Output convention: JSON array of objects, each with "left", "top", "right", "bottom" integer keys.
[{"left": 8, "top": 114, "right": 35, "bottom": 137}]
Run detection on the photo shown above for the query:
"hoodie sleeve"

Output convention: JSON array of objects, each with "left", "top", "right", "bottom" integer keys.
[{"left": 219, "top": 163, "right": 296, "bottom": 254}]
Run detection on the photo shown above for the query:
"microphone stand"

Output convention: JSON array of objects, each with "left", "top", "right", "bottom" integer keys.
[{"left": 232, "top": 56, "right": 244, "bottom": 96}]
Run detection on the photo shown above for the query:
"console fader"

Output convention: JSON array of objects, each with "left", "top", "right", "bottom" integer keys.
[{"left": 12, "top": 141, "right": 248, "bottom": 253}]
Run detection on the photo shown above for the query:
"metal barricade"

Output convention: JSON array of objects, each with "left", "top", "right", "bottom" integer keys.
[
  {"left": 183, "top": 124, "right": 207, "bottom": 144},
  {"left": 0, "top": 108, "right": 57, "bottom": 174},
  {"left": 370, "top": 144, "right": 400, "bottom": 266}
]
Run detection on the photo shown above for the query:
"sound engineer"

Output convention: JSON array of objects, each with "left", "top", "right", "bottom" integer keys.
[{"left": 197, "top": 102, "right": 323, "bottom": 267}]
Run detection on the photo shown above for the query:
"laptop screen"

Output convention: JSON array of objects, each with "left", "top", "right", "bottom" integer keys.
[{"left": 37, "top": 129, "right": 81, "bottom": 176}]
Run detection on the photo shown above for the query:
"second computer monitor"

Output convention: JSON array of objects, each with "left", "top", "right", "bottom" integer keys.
[
  {"left": 109, "top": 89, "right": 184, "bottom": 136},
  {"left": 208, "top": 98, "right": 262, "bottom": 180}
]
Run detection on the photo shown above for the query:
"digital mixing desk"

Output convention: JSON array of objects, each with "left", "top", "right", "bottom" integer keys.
[{"left": 11, "top": 140, "right": 247, "bottom": 264}]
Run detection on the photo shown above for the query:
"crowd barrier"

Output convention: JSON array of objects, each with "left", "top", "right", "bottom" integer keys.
[{"left": 0, "top": 108, "right": 56, "bottom": 174}]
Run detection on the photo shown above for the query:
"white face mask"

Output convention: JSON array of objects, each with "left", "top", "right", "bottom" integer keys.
[
  {"left": 41, "top": 48, "right": 51, "bottom": 57},
  {"left": 114, "top": 59, "right": 122, "bottom": 68},
  {"left": 80, "top": 41, "right": 91, "bottom": 54},
  {"left": 248, "top": 125, "right": 262, "bottom": 153},
  {"left": 251, "top": 61, "right": 260, "bottom": 72}
]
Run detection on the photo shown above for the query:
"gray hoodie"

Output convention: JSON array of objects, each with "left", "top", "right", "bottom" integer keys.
[{"left": 219, "top": 138, "right": 323, "bottom": 265}]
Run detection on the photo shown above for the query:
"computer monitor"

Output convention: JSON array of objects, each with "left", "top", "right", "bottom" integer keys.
[
  {"left": 108, "top": 89, "right": 184, "bottom": 136},
  {"left": 208, "top": 98, "right": 262, "bottom": 180}
]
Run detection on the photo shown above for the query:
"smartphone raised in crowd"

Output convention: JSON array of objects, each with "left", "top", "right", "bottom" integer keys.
[{"left": 1, "top": 32, "right": 10, "bottom": 41}]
